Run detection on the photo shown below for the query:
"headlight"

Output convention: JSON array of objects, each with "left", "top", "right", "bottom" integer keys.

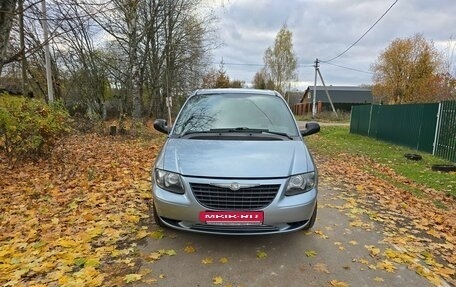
[
  {"left": 154, "top": 169, "right": 185, "bottom": 194},
  {"left": 285, "top": 172, "right": 316, "bottom": 196}
]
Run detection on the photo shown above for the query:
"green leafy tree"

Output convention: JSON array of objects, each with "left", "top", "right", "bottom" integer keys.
[
  {"left": 263, "top": 25, "right": 298, "bottom": 94},
  {"left": 371, "top": 34, "right": 447, "bottom": 103}
]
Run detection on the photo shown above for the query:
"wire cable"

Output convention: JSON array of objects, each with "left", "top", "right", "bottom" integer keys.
[
  {"left": 320, "top": 61, "right": 374, "bottom": 74},
  {"left": 217, "top": 62, "right": 314, "bottom": 68},
  {"left": 322, "top": 0, "right": 398, "bottom": 62}
]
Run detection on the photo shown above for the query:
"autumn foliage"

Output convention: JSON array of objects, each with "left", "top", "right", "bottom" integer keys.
[
  {"left": 0, "top": 133, "right": 159, "bottom": 286},
  {"left": 371, "top": 34, "right": 453, "bottom": 104},
  {"left": 0, "top": 95, "right": 71, "bottom": 163}
]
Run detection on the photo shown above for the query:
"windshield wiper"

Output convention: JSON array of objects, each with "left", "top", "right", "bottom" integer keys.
[
  {"left": 179, "top": 130, "right": 213, "bottom": 137},
  {"left": 179, "top": 127, "right": 294, "bottom": 139},
  {"left": 209, "top": 127, "right": 266, "bottom": 133},
  {"left": 261, "top": 130, "right": 294, "bottom": 140},
  {"left": 210, "top": 127, "right": 294, "bottom": 140},
  {"left": 179, "top": 127, "right": 258, "bottom": 137}
]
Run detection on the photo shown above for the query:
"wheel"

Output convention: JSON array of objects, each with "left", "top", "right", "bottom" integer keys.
[
  {"left": 431, "top": 164, "right": 456, "bottom": 173},
  {"left": 152, "top": 201, "right": 166, "bottom": 228},
  {"left": 404, "top": 153, "right": 422, "bottom": 161},
  {"left": 303, "top": 202, "right": 317, "bottom": 230}
]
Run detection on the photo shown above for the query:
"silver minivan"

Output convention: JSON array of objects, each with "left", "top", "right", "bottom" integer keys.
[{"left": 152, "top": 89, "right": 320, "bottom": 235}]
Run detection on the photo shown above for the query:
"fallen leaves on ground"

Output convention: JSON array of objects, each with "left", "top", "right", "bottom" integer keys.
[
  {"left": 314, "top": 151, "right": 456, "bottom": 286},
  {"left": 0, "top": 133, "right": 159, "bottom": 286}
]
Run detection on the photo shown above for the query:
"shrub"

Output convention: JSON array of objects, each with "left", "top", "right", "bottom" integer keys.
[{"left": 0, "top": 94, "right": 71, "bottom": 163}]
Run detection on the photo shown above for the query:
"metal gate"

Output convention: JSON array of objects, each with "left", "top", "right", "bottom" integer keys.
[
  {"left": 434, "top": 101, "right": 456, "bottom": 162},
  {"left": 350, "top": 101, "right": 456, "bottom": 162},
  {"left": 350, "top": 103, "right": 439, "bottom": 153}
]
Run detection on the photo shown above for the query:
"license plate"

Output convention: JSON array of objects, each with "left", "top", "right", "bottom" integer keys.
[{"left": 199, "top": 211, "right": 264, "bottom": 225}]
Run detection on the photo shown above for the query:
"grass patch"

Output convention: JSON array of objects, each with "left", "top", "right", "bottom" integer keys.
[
  {"left": 306, "top": 126, "right": 456, "bottom": 197},
  {"left": 295, "top": 110, "right": 351, "bottom": 123}
]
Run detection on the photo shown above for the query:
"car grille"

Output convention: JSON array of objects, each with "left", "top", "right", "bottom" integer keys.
[{"left": 190, "top": 183, "right": 280, "bottom": 210}]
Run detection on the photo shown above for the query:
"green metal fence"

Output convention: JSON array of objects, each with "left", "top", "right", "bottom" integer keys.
[
  {"left": 434, "top": 101, "right": 456, "bottom": 162},
  {"left": 350, "top": 101, "right": 455, "bottom": 162}
]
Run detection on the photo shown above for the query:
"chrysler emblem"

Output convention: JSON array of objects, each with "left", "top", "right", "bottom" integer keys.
[
  {"left": 210, "top": 183, "right": 260, "bottom": 190},
  {"left": 229, "top": 183, "right": 241, "bottom": 191}
]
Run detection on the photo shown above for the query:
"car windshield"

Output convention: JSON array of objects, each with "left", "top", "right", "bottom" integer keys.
[{"left": 172, "top": 93, "right": 299, "bottom": 137}]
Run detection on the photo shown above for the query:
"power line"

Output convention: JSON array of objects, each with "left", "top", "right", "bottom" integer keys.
[
  {"left": 322, "top": 0, "right": 398, "bottom": 62},
  {"left": 219, "top": 62, "right": 263, "bottom": 67},
  {"left": 320, "top": 61, "right": 374, "bottom": 74},
  {"left": 216, "top": 62, "right": 314, "bottom": 68}
]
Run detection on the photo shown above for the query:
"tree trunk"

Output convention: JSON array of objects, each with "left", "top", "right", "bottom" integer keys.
[{"left": 0, "top": 0, "right": 18, "bottom": 75}]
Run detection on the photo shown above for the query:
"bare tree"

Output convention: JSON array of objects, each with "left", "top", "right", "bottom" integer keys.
[
  {"left": 0, "top": 0, "right": 18, "bottom": 75},
  {"left": 3, "top": 0, "right": 217, "bottom": 122}
]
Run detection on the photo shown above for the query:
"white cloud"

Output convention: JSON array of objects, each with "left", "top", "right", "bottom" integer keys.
[{"left": 209, "top": 0, "right": 456, "bottom": 88}]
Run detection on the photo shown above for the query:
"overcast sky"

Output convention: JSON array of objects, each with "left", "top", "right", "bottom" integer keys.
[{"left": 207, "top": 0, "right": 456, "bottom": 90}]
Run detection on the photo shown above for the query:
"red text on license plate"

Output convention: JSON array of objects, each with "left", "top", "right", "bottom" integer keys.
[{"left": 199, "top": 211, "right": 264, "bottom": 224}]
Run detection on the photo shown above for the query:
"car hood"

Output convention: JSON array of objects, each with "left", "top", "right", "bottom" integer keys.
[{"left": 156, "top": 139, "right": 315, "bottom": 178}]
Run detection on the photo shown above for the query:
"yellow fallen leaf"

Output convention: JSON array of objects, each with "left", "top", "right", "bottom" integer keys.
[
  {"left": 184, "top": 245, "right": 196, "bottom": 253},
  {"left": 202, "top": 257, "right": 213, "bottom": 264},
  {"left": 124, "top": 273, "right": 142, "bottom": 283},
  {"left": 330, "top": 279, "right": 349, "bottom": 287},
  {"left": 136, "top": 229, "right": 149, "bottom": 239},
  {"left": 373, "top": 277, "right": 384, "bottom": 282},
  {"left": 84, "top": 257, "right": 101, "bottom": 268},
  {"left": 377, "top": 260, "right": 397, "bottom": 272},
  {"left": 165, "top": 249, "right": 177, "bottom": 256},
  {"left": 313, "top": 263, "right": 330, "bottom": 274},
  {"left": 256, "top": 250, "right": 267, "bottom": 259},
  {"left": 305, "top": 250, "right": 317, "bottom": 257},
  {"left": 219, "top": 257, "right": 229, "bottom": 264},
  {"left": 147, "top": 252, "right": 161, "bottom": 261},
  {"left": 150, "top": 229, "right": 165, "bottom": 239},
  {"left": 365, "top": 245, "right": 380, "bottom": 257},
  {"left": 213, "top": 276, "right": 223, "bottom": 285},
  {"left": 357, "top": 258, "right": 369, "bottom": 265},
  {"left": 57, "top": 238, "right": 78, "bottom": 248}
]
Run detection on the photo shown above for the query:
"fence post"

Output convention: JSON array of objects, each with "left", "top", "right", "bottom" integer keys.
[
  {"left": 367, "top": 105, "right": 373, "bottom": 136},
  {"left": 432, "top": 102, "right": 442, "bottom": 155}
]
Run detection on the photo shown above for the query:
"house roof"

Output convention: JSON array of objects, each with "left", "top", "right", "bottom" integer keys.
[
  {"left": 302, "top": 86, "right": 373, "bottom": 104},
  {"left": 284, "top": 91, "right": 305, "bottom": 106}
]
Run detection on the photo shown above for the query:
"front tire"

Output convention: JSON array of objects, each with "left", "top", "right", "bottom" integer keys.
[
  {"left": 152, "top": 201, "right": 166, "bottom": 228},
  {"left": 303, "top": 202, "right": 317, "bottom": 230}
]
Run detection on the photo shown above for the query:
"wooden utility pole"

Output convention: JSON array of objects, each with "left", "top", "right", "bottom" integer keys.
[
  {"left": 313, "top": 58, "right": 338, "bottom": 118},
  {"left": 312, "top": 59, "right": 318, "bottom": 118}
]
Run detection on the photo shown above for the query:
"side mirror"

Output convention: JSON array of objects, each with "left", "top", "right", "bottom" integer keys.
[
  {"left": 153, "top": 119, "right": 170, "bottom": 134},
  {"left": 300, "top": 122, "right": 320, "bottom": 137}
]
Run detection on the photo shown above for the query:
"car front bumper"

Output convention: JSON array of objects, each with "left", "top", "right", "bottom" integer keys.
[{"left": 152, "top": 176, "right": 317, "bottom": 235}]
